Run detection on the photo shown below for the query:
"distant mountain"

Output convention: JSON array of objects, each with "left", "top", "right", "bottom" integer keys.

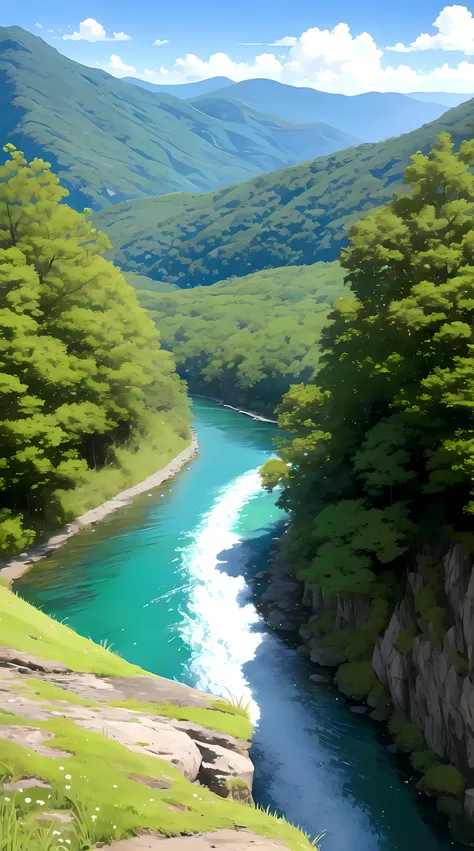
[
  {"left": 0, "top": 28, "right": 357, "bottom": 210},
  {"left": 94, "top": 96, "right": 474, "bottom": 287},
  {"left": 204, "top": 79, "right": 447, "bottom": 143},
  {"left": 408, "top": 92, "right": 473, "bottom": 108},
  {"left": 123, "top": 76, "right": 233, "bottom": 98}
]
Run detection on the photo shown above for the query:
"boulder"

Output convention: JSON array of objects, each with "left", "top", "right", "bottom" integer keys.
[
  {"left": 0, "top": 648, "right": 69, "bottom": 674},
  {"left": 195, "top": 740, "right": 254, "bottom": 798}
]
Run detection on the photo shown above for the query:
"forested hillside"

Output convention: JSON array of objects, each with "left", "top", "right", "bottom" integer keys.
[
  {"left": 95, "top": 96, "right": 474, "bottom": 288},
  {"left": 0, "top": 26, "right": 356, "bottom": 210},
  {"left": 0, "top": 144, "right": 190, "bottom": 557},
  {"left": 262, "top": 132, "right": 474, "bottom": 692},
  {"left": 137, "top": 262, "right": 347, "bottom": 412}
]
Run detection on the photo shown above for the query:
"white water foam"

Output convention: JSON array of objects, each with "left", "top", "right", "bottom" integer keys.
[{"left": 178, "top": 468, "right": 266, "bottom": 722}]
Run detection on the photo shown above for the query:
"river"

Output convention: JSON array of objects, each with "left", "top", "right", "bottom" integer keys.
[{"left": 15, "top": 399, "right": 459, "bottom": 851}]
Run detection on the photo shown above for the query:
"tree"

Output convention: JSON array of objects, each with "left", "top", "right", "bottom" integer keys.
[
  {"left": 263, "top": 133, "right": 474, "bottom": 601},
  {"left": 0, "top": 145, "right": 189, "bottom": 554}
]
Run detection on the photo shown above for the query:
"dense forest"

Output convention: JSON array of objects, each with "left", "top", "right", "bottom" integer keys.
[
  {"left": 137, "top": 262, "right": 347, "bottom": 412},
  {"left": 95, "top": 97, "right": 474, "bottom": 288},
  {"left": 0, "top": 144, "right": 190, "bottom": 557},
  {"left": 262, "top": 133, "right": 474, "bottom": 692}
]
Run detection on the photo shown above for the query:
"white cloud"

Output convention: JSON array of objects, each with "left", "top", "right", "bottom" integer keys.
[
  {"left": 109, "top": 55, "right": 136, "bottom": 74},
  {"left": 63, "top": 18, "right": 131, "bottom": 42},
  {"left": 144, "top": 69, "right": 154, "bottom": 76},
  {"left": 153, "top": 39, "right": 169, "bottom": 46},
  {"left": 387, "top": 5, "right": 474, "bottom": 54},
  {"left": 35, "top": 23, "right": 43, "bottom": 30},
  {"left": 104, "top": 7, "right": 474, "bottom": 95},
  {"left": 269, "top": 36, "right": 297, "bottom": 46}
]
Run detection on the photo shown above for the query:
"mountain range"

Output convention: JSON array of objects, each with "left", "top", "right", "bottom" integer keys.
[
  {"left": 127, "top": 76, "right": 462, "bottom": 143},
  {"left": 0, "top": 27, "right": 357, "bottom": 209},
  {"left": 94, "top": 95, "right": 474, "bottom": 287}
]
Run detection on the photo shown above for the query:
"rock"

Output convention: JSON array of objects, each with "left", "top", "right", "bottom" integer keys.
[
  {"left": 266, "top": 610, "right": 297, "bottom": 632},
  {"left": 0, "top": 725, "right": 72, "bottom": 759},
  {"left": 49, "top": 672, "right": 214, "bottom": 709},
  {"left": 3, "top": 778, "right": 51, "bottom": 791},
  {"left": 36, "top": 812, "right": 75, "bottom": 824},
  {"left": 465, "top": 789, "right": 474, "bottom": 824},
  {"left": 261, "top": 579, "right": 301, "bottom": 606},
  {"left": 295, "top": 644, "right": 310, "bottom": 658},
  {"left": 106, "top": 829, "right": 289, "bottom": 850},
  {"left": 386, "top": 743, "right": 398, "bottom": 754},
  {"left": 255, "top": 572, "right": 267, "bottom": 580},
  {"left": 369, "top": 711, "right": 387, "bottom": 722},
  {"left": 169, "top": 720, "right": 249, "bottom": 754},
  {"left": 74, "top": 716, "right": 202, "bottom": 781},
  {"left": 195, "top": 740, "right": 254, "bottom": 798},
  {"left": 350, "top": 705, "right": 367, "bottom": 715},
  {"left": 0, "top": 648, "right": 69, "bottom": 674},
  {"left": 309, "top": 643, "right": 346, "bottom": 667},
  {"left": 309, "top": 673, "right": 329, "bottom": 684}
]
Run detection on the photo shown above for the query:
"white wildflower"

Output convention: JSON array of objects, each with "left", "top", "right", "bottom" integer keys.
[
  {"left": 65, "top": 774, "right": 71, "bottom": 780},
  {"left": 59, "top": 766, "right": 64, "bottom": 771},
  {"left": 65, "top": 785, "right": 71, "bottom": 790},
  {"left": 24, "top": 798, "right": 31, "bottom": 804},
  {"left": 36, "top": 800, "right": 45, "bottom": 806}
]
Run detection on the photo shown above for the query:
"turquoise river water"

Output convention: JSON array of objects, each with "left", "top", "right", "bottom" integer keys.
[{"left": 16, "top": 399, "right": 459, "bottom": 851}]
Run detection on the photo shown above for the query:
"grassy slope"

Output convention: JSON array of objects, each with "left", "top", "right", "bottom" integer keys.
[
  {"left": 94, "top": 97, "right": 474, "bottom": 286},
  {"left": 0, "top": 582, "right": 316, "bottom": 849},
  {"left": 0, "top": 26, "right": 356, "bottom": 211},
  {"left": 137, "top": 261, "right": 348, "bottom": 411}
]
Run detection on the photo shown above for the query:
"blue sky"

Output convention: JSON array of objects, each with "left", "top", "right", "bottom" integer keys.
[{"left": 2, "top": 1, "right": 474, "bottom": 94}]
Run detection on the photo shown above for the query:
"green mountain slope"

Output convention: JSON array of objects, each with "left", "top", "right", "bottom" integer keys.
[
  {"left": 206, "top": 79, "right": 447, "bottom": 142},
  {"left": 94, "top": 96, "right": 474, "bottom": 287},
  {"left": 123, "top": 75, "right": 233, "bottom": 97},
  {"left": 137, "top": 261, "right": 348, "bottom": 412},
  {"left": 0, "top": 27, "right": 357, "bottom": 210}
]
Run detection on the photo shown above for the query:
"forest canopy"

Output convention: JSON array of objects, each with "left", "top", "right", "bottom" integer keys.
[
  {"left": 264, "top": 133, "right": 474, "bottom": 606},
  {"left": 0, "top": 145, "right": 190, "bottom": 557},
  {"left": 137, "top": 262, "right": 348, "bottom": 413}
]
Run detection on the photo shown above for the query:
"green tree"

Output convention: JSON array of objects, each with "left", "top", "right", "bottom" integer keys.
[
  {"left": 264, "top": 133, "right": 474, "bottom": 600},
  {"left": 0, "top": 145, "right": 190, "bottom": 554}
]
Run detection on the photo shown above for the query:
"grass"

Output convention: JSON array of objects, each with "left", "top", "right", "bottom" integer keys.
[
  {"left": 56, "top": 413, "right": 190, "bottom": 521},
  {"left": 0, "top": 712, "right": 317, "bottom": 851},
  {"left": 0, "top": 584, "right": 144, "bottom": 678}
]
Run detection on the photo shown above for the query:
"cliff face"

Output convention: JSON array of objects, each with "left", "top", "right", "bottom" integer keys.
[
  {"left": 258, "top": 540, "right": 474, "bottom": 841},
  {"left": 373, "top": 544, "right": 474, "bottom": 805}
]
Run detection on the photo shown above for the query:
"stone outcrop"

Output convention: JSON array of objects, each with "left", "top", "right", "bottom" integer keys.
[
  {"left": 257, "top": 536, "right": 474, "bottom": 841},
  {"left": 0, "top": 655, "right": 254, "bottom": 801},
  {"left": 107, "top": 829, "right": 288, "bottom": 851}
]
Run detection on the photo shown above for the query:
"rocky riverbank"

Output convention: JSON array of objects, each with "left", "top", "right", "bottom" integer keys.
[
  {"left": 253, "top": 535, "right": 474, "bottom": 847},
  {"left": 0, "top": 432, "right": 199, "bottom": 583}
]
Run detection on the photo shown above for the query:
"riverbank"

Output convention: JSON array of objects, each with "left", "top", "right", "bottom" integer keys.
[
  {"left": 192, "top": 395, "right": 277, "bottom": 424},
  {"left": 0, "top": 431, "right": 199, "bottom": 583}
]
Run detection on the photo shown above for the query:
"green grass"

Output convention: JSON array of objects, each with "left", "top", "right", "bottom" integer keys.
[
  {"left": 0, "top": 584, "right": 144, "bottom": 678},
  {"left": 0, "top": 712, "right": 316, "bottom": 850},
  {"left": 94, "top": 97, "right": 474, "bottom": 287},
  {"left": 55, "top": 412, "right": 190, "bottom": 521}
]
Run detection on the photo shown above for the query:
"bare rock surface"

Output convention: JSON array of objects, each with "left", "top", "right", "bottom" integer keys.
[
  {"left": 0, "top": 647, "right": 69, "bottom": 674},
  {"left": 195, "top": 740, "right": 254, "bottom": 798},
  {"left": 106, "top": 830, "right": 288, "bottom": 851}
]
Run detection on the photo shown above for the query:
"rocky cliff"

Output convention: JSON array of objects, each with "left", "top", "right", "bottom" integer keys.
[{"left": 257, "top": 538, "right": 474, "bottom": 845}]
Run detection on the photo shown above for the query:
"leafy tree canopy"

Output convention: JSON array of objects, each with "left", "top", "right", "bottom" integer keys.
[
  {"left": 264, "top": 133, "right": 474, "bottom": 597},
  {"left": 0, "top": 145, "right": 190, "bottom": 556}
]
